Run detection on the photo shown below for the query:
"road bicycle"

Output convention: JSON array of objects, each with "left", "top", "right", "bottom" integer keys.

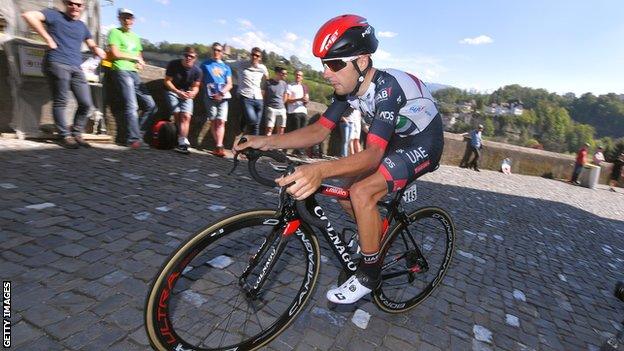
[{"left": 144, "top": 145, "right": 456, "bottom": 351}]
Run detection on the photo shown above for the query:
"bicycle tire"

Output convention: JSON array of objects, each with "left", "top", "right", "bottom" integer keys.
[
  {"left": 373, "top": 206, "right": 455, "bottom": 313},
  {"left": 145, "top": 209, "right": 321, "bottom": 351}
]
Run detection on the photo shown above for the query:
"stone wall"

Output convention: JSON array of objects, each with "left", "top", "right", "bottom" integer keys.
[{"left": 442, "top": 132, "right": 621, "bottom": 185}]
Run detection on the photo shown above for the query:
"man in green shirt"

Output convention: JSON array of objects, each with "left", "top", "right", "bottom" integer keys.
[{"left": 107, "top": 8, "right": 156, "bottom": 148}]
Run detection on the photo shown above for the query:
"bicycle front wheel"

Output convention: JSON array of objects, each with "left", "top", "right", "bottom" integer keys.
[
  {"left": 374, "top": 206, "right": 455, "bottom": 313},
  {"left": 145, "top": 209, "right": 321, "bottom": 351}
]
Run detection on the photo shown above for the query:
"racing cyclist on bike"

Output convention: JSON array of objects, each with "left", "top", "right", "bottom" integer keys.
[{"left": 235, "top": 14, "right": 444, "bottom": 304}]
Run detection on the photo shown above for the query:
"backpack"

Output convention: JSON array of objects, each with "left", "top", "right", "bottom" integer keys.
[{"left": 150, "top": 120, "right": 177, "bottom": 149}]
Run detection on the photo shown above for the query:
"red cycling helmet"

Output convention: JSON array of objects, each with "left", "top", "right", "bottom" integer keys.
[{"left": 313, "top": 14, "right": 378, "bottom": 60}]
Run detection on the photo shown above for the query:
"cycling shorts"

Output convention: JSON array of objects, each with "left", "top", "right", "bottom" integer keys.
[{"left": 378, "top": 114, "right": 444, "bottom": 193}]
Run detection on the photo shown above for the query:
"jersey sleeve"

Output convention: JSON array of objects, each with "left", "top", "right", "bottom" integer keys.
[
  {"left": 366, "top": 77, "right": 405, "bottom": 151},
  {"left": 317, "top": 97, "right": 350, "bottom": 130}
]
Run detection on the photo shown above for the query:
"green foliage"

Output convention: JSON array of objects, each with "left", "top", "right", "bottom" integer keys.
[
  {"left": 433, "top": 84, "right": 624, "bottom": 154},
  {"left": 482, "top": 117, "right": 495, "bottom": 137}
]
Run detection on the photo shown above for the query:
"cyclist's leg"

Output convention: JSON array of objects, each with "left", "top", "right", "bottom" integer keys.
[{"left": 327, "top": 172, "right": 387, "bottom": 304}]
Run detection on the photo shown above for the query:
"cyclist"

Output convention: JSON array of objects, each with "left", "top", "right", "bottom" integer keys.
[{"left": 235, "top": 14, "right": 444, "bottom": 304}]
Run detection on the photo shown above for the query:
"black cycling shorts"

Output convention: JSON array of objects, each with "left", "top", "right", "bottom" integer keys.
[{"left": 378, "top": 114, "right": 444, "bottom": 193}]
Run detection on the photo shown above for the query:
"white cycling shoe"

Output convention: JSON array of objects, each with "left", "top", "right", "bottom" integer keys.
[{"left": 326, "top": 274, "right": 372, "bottom": 304}]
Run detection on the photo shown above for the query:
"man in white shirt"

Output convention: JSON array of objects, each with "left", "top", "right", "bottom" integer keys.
[{"left": 285, "top": 70, "right": 309, "bottom": 155}]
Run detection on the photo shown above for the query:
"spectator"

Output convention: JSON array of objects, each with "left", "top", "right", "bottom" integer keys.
[
  {"left": 468, "top": 124, "right": 484, "bottom": 172},
  {"left": 570, "top": 142, "right": 589, "bottom": 184},
  {"left": 164, "top": 47, "right": 202, "bottom": 155},
  {"left": 107, "top": 8, "right": 157, "bottom": 149},
  {"left": 349, "top": 108, "right": 363, "bottom": 155},
  {"left": 500, "top": 157, "right": 512, "bottom": 175},
  {"left": 285, "top": 70, "right": 309, "bottom": 155},
  {"left": 609, "top": 152, "right": 624, "bottom": 192},
  {"left": 338, "top": 107, "right": 354, "bottom": 157},
  {"left": 237, "top": 47, "right": 268, "bottom": 135},
  {"left": 22, "top": 0, "right": 106, "bottom": 149},
  {"left": 264, "top": 66, "right": 289, "bottom": 136},
  {"left": 200, "top": 42, "right": 233, "bottom": 157},
  {"left": 592, "top": 146, "right": 605, "bottom": 165}
]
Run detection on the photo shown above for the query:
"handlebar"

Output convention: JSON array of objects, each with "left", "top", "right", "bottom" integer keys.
[{"left": 229, "top": 138, "right": 327, "bottom": 228}]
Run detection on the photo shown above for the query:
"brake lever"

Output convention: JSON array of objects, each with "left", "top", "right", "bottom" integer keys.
[{"left": 228, "top": 136, "right": 249, "bottom": 175}]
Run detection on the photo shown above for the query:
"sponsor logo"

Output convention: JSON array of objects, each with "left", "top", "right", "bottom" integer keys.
[
  {"left": 253, "top": 247, "right": 277, "bottom": 290},
  {"left": 262, "top": 219, "right": 280, "bottom": 226},
  {"left": 378, "top": 293, "right": 406, "bottom": 310},
  {"left": 320, "top": 30, "right": 340, "bottom": 53},
  {"left": 210, "top": 228, "right": 224, "bottom": 237},
  {"left": 289, "top": 229, "right": 316, "bottom": 316},
  {"left": 384, "top": 158, "right": 396, "bottom": 169},
  {"left": 361, "top": 26, "right": 372, "bottom": 38},
  {"left": 157, "top": 272, "right": 180, "bottom": 345},
  {"left": 375, "top": 87, "right": 392, "bottom": 102},
  {"left": 409, "top": 105, "right": 425, "bottom": 114},
  {"left": 313, "top": 207, "right": 357, "bottom": 271},
  {"left": 379, "top": 111, "right": 394, "bottom": 120},
  {"left": 405, "top": 147, "right": 429, "bottom": 164},
  {"left": 396, "top": 95, "right": 402, "bottom": 104},
  {"left": 321, "top": 186, "right": 349, "bottom": 198}
]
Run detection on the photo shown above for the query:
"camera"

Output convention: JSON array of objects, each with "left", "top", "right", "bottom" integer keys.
[{"left": 616, "top": 282, "right": 624, "bottom": 302}]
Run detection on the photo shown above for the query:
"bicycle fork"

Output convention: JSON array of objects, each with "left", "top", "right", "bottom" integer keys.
[{"left": 238, "top": 222, "right": 297, "bottom": 299}]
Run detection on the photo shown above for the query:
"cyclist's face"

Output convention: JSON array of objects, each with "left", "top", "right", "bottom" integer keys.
[{"left": 322, "top": 56, "right": 366, "bottom": 95}]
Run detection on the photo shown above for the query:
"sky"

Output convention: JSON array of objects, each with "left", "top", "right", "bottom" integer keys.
[{"left": 100, "top": 0, "right": 624, "bottom": 96}]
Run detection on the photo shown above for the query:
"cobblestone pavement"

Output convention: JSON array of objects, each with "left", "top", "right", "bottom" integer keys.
[{"left": 1, "top": 139, "right": 623, "bottom": 351}]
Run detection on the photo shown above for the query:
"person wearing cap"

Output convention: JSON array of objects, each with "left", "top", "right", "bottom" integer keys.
[
  {"left": 22, "top": 0, "right": 106, "bottom": 149},
  {"left": 570, "top": 142, "right": 590, "bottom": 184},
  {"left": 107, "top": 8, "right": 157, "bottom": 149},
  {"left": 235, "top": 14, "right": 444, "bottom": 304},
  {"left": 467, "top": 124, "right": 484, "bottom": 172},
  {"left": 200, "top": 42, "right": 233, "bottom": 157}
]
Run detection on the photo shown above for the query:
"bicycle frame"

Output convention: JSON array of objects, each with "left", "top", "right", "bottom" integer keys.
[{"left": 282, "top": 183, "right": 410, "bottom": 275}]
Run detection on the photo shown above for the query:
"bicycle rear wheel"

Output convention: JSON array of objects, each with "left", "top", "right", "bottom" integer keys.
[
  {"left": 373, "top": 206, "right": 455, "bottom": 313},
  {"left": 145, "top": 209, "right": 321, "bottom": 350}
]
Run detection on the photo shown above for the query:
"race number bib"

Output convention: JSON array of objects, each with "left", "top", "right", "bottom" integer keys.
[{"left": 402, "top": 184, "right": 417, "bottom": 203}]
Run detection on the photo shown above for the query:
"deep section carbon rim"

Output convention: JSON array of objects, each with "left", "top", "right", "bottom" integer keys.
[
  {"left": 145, "top": 210, "right": 320, "bottom": 351},
  {"left": 374, "top": 207, "right": 455, "bottom": 313}
]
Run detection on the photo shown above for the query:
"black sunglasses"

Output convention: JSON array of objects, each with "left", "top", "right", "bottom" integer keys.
[
  {"left": 213, "top": 48, "right": 223, "bottom": 53},
  {"left": 252, "top": 53, "right": 261, "bottom": 58},
  {"left": 184, "top": 54, "right": 197, "bottom": 59},
  {"left": 322, "top": 56, "right": 360, "bottom": 73}
]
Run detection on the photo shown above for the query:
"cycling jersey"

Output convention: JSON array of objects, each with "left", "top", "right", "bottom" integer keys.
[{"left": 318, "top": 68, "right": 444, "bottom": 192}]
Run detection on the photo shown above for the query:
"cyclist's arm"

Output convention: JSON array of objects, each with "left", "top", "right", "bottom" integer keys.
[{"left": 237, "top": 121, "right": 330, "bottom": 151}]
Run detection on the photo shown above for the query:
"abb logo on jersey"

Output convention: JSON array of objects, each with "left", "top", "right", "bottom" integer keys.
[{"left": 375, "top": 87, "right": 392, "bottom": 102}]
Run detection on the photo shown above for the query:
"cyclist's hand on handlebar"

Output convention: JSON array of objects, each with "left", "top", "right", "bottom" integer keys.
[
  {"left": 234, "top": 135, "right": 271, "bottom": 152},
  {"left": 276, "top": 163, "right": 322, "bottom": 200}
]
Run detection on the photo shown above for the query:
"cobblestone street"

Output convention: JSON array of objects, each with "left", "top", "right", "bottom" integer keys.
[{"left": 1, "top": 139, "right": 623, "bottom": 350}]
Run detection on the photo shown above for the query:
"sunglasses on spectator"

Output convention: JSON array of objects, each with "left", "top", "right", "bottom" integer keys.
[
  {"left": 66, "top": 1, "right": 83, "bottom": 7},
  {"left": 322, "top": 55, "right": 360, "bottom": 72},
  {"left": 252, "top": 53, "right": 261, "bottom": 58},
  {"left": 184, "top": 54, "right": 197, "bottom": 59},
  {"left": 213, "top": 48, "right": 223, "bottom": 53}
]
